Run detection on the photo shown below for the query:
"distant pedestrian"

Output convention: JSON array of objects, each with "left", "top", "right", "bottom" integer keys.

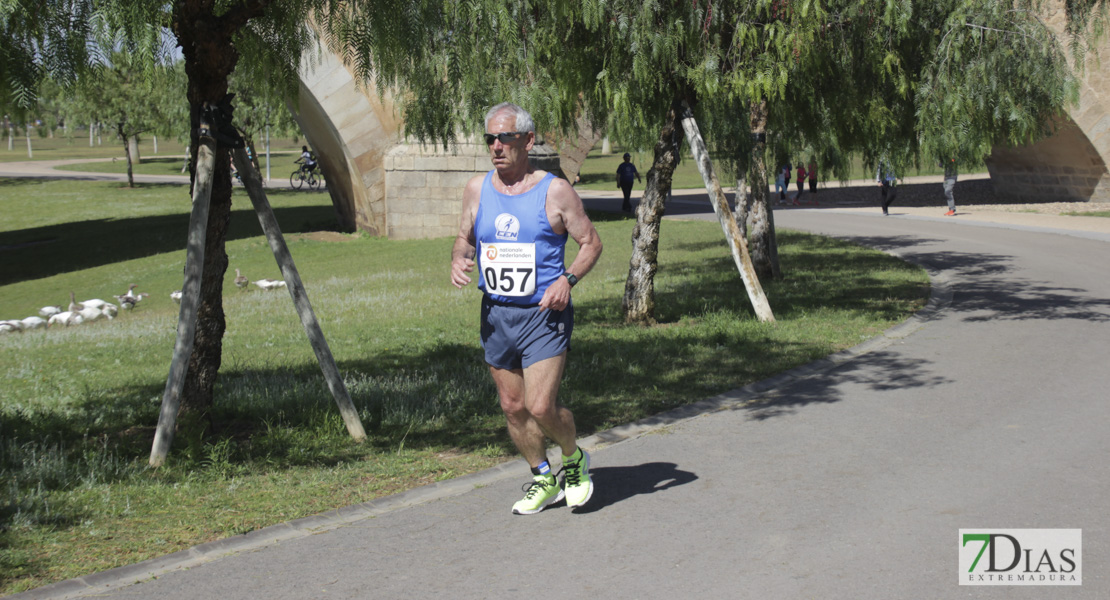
[
  {"left": 807, "top": 159, "right": 817, "bottom": 194},
  {"left": 774, "top": 164, "right": 786, "bottom": 203},
  {"left": 794, "top": 163, "right": 806, "bottom": 203},
  {"left": 616, "top": 152, "right": 641, "bottom": 212},
  {"left": 877, "top": 159, "right": 897, "bottom": 216},
  {"left": 942, "top": 159, "right": 958, "bottom": 216}
]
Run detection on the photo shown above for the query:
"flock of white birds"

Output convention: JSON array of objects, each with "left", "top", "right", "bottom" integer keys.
[{"left": 0, "top": 270, "right": 287, "bottom": 334}]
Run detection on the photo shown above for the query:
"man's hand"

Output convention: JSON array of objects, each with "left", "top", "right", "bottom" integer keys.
[
  {"left": 538, "top": 276, "right": 571, "bottom": 311},
  {"left": 451, "top": 256, "right": 475, "bottom": 288}
]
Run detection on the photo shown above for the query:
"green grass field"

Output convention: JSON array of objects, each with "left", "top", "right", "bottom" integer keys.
[{"left": 0, "top": 164, "right": 928, "bottom": 593}]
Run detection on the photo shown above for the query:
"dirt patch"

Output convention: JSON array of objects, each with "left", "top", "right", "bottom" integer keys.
[{"left": 290, "top": 231, "right": 355, "bottom": 243}]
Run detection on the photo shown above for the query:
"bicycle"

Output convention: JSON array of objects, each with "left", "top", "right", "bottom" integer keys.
[{"left": 290, "top": 164, "right": 320, "bottom": 190}]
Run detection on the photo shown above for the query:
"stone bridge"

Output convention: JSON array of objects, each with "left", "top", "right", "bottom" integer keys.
[
  {"left": 290, "top": 50, "right": 558, "bottom": 240},
  {"left": 292, "top": 4, "right": 1110, "bottom": 239},
  {"left": 985, "top": 2, "right": 1110, "bottom": 203}
]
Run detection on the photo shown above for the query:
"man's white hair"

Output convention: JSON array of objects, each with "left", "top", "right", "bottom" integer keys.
[{"left": 484, "top": 102, "right": 535, "bottom": 133}]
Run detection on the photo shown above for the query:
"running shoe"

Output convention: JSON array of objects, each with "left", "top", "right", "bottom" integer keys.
[
  {"left": 512, "top": 474, "right": 564, "bottom": 515},
  {"left": 944, "top": 209, "right": 956, "bottom": 216},
  {"left": 560, "top": 448, "right": 593, "bottom": 508}
]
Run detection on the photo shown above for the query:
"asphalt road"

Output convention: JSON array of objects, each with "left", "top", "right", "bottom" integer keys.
[{"left": 13, "top": 198, "right": 1110, "bottom": 599}]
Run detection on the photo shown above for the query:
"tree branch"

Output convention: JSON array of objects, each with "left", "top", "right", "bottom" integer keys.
[{"left": 218, "top": 0, "right": 277, "bottom": 36}]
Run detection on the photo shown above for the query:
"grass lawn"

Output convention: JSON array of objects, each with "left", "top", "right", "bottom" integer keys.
[
  {"left": 0, "top": 176, "right": 928, "bottom": 594},
  {"left": 1, "top": 132, "right": 305, "bottom": 164}
]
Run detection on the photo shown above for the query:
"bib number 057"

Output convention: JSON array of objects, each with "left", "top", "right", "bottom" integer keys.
[
  {"left": 484, "top": 266, "right": 533, "bottom": 295},
  {"left": 480, "top": 242, "right": 537, "bottom": 297}
]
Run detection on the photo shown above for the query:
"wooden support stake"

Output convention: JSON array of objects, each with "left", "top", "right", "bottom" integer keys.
[
  {"left": 231, "top": 147, "right": 367, "bottom": 442},
  {"left": 679, "top": 101, "right": 775, "bottom": 323},
  {"left": 150, "top": 137, "right": 217, "bottom": 467}
]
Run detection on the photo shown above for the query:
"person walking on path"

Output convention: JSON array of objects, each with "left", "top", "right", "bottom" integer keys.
[
  {"left": 794, "top": 162, "right": 807, "bottom": 204},
  {"left": 942, "top": 159, "right": 958, "bottom": 216},
  {"left": 807, "top": 159, "right": 818, "bottom": 195},
  {"left": 877, "top": 159, "right": 898, "bottom": 216},
  {"left": 774, "top": 164, "right": 787, "bottom": 203},
  {"left": 450, "top": 102, "right": 603, "bottom": 515},
  {"left": 616, "top": 152, "right": 641, "bottom": 212}
]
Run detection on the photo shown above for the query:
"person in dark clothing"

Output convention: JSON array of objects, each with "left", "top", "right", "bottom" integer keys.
[
  {"left": 616, "top": 153, "right": 641, "bottom": 212},
  {"left": 877, "top": 159, "right": 897, "bottom": 215}
]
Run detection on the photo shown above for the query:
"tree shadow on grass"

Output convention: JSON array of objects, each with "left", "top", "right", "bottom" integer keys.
[{"left": 0, "top": 203, "right": 339, "bottom": 286}]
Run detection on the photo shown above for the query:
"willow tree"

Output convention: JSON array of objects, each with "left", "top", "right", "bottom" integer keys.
[
  {"left": 389, "top": 1, "right": 834, "bottom": 323},
  {"left": 3, "top": 0, "right": 440, "bottom": 445}
]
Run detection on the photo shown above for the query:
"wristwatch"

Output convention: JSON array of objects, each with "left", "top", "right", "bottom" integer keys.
[{"left": 563, "top": 272, "right": 579, "bottom": 287}]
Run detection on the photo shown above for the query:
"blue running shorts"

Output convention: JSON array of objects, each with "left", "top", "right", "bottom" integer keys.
[{"left": 480, "top": 296, "right": 573, "bottom": 370}]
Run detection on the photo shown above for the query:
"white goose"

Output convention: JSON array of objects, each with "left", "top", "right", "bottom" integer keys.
[
  {"left": 39, "top": 305, "right": 62, "bottom": 318},
  {"left": 20, "top": 316, "right": 47, "bottom": 330},
  {"left": 120, "top": 284, "right": 149, "bottom": 304},
  {"left": 170, "top": 290, "right": 183, "bottom": 304},
  {"left": 113, "top": 295, "right": 135, "bottom": 310},
  {"left": 80, "top": 298, "right": 113, "bottom": 311},
  {"left": 77, "top": 305, "right": 107, "bottom": 322},
  {"left": 0, "top": 320, "right": 22, "bottom": 334},
  {"left": 234, "top": 269, "right": 249, "bottom": 290},
  {"left": 48, "top": 311, "right": 83, "bottom": 327},
  {"left": 253, "top": 278, "right": 286, "bottom": 291},
  {"left": 67, "top": 291, "right": 84, "bottom": 312}
]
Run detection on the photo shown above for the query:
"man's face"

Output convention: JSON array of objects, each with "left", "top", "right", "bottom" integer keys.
[{"left": 486, "top": 112, "right": 533, "bottom": 173}]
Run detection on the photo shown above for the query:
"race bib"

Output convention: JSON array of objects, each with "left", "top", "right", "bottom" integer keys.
[{"left": 481, "top": 242, "right": 536, "bottom": 297}]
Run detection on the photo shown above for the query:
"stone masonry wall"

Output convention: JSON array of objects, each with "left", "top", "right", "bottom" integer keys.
[
  {"left": 385, "top": 141, "right": 564, "bottom": 240},
  {"left": 984, "top": 1, "right": 1110, "bottom": 203},
  {"left": 986, "top": 116, "right": 1110, "bottom": 203}
]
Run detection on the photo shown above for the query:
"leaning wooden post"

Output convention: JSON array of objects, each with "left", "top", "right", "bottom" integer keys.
[
  {"left": 678, "top": 101, "right": 775, "bottom": 323},
  {"left": 150, "top": 135, "right": 217, "bottom": 467},
  {"left": 231, "top": 147, "right": 367, "bottom": 442}
]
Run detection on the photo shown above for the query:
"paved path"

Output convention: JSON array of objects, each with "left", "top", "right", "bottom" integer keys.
[
  {"left": 0, "top": 157, "right": 308, "bottom": 189},
  {"left": 13, "top": 192, "right": 1110, "bottom": 599}
]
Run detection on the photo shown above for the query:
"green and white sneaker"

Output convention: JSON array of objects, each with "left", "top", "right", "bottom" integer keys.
[
  {"left": 511, "top": 474, "right": 564, "bottom": 515},
  {"left": 560, "top": 448, "right": 593, "bottom": 509}
]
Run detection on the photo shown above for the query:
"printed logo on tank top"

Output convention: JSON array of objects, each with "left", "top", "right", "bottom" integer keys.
[{"left": 494, "top": 213, "right": 520, "bottom": 241}]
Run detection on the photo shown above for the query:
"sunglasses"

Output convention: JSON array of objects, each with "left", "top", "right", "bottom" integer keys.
[{"left": 484, "top": 131, "right": 526, "bottom": 145}]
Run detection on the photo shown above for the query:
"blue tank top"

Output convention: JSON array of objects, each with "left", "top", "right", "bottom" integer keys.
[{"left": 474, "top": 171, "right": 567, "bottom": 305}]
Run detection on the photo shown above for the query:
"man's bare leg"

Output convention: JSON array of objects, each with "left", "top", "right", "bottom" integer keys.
[{"left": 490, "top": 352, "right": 577, "bottom": 467}]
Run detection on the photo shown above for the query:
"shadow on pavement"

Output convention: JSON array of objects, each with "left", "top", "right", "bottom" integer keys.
[{"left": 571, "top": 462, "right": 699, "bottom": 514}]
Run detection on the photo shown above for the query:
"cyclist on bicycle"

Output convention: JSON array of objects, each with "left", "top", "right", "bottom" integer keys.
[{"left": 296, "top": 146, "right": 317, "bottom": 174}]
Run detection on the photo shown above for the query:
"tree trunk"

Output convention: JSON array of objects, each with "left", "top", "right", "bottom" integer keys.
[
  {"left": 740, "top": 99, "right": 780, "bottom": 280},
  {"left": 153, "top": 134, "right": 158, "bottom": 154},
  {"left": 129, "top": 135, "right": 142, "bottom": 164},
  {"left": 678, "top": 101, "right": 775, "bottom": 323},
  {"left": 176, "top": 2, "right": 242, "bottom": 428},
  {"left": 622, "top": 99, "right": 684, "bottom": 325},
  {"left": 26, "top": 126, "right": 32, "bottom": 158},
  {"left": 119, "top": 123, "right": 135, "bottom": 188},
  {"left": 548, "top": 111, "right": 603, "bottom": 184}
]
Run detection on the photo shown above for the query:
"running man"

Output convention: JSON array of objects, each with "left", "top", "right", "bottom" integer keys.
[{"left": 450, "top": 102, "right": 603, "bottom": 515}]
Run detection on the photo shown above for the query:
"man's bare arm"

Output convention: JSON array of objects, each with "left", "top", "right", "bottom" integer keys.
[
  {"left": 538, "top": 178, "right": 603, "bottom": 310},
  {"left": 450, "top": 176, "right": 483, "bottom": 288}
]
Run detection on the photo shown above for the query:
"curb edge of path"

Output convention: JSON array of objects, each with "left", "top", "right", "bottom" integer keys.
[{"left": 8, "top": 250, "right": 952, "bottom": 600}]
